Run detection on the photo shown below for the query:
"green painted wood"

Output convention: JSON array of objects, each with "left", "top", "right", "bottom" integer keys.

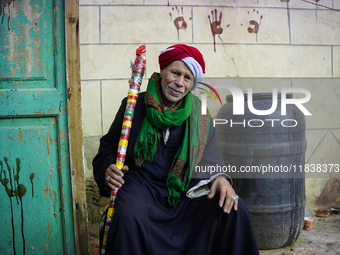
[{"left": 0, "top": 0, "right": 76, "bottom": 254}]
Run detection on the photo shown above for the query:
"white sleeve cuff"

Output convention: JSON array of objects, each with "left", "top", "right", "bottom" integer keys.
[{"left": 186, "top": 173, "right": 233, "bottom": 199}]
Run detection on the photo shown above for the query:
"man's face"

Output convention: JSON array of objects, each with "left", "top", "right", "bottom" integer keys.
[{"left": 160, "top": 60, "right": 194, "bottom": 107}]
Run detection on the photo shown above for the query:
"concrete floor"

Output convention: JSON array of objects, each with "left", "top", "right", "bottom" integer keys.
[
  {"left": 88, "top": 213, "right": 340, "bottom": 255},
  {"left": 260, "top": 212, "right": 340, "bottom": 255}
]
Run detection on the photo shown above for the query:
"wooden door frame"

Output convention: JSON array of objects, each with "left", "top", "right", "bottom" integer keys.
[{"left": 65, "top": 1, "right": 89, "bottom": 254}]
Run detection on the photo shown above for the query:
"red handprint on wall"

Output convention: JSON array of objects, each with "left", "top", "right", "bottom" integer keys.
[
  {"left": 208, "top": 9, "right": 223, "bottom": 52},
  {"left": 314, "top": 0, "right": 320, "bottom": 20},
  {"left": 169, "top": 6, "right": 189, "bottom": 40},
  {"left": 247, "top": 9, "right": 263, "bottom": 42}
]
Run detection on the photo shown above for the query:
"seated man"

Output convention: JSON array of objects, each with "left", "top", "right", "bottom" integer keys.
[{"left": 93, "top": 44, "right": 259, "bottom": 255}]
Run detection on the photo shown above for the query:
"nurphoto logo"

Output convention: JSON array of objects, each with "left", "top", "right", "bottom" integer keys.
[{"left": 199, "top": 85, "right": 312, "bottom": 128}]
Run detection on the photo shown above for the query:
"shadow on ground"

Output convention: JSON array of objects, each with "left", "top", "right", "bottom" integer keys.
[{"left": 88, "top": 213, "right": 340, "bottom": 255}]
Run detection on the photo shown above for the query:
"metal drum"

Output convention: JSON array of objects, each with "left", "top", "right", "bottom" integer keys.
[{"left": 216, "top": 93, "right": 306, "bottom": 249}]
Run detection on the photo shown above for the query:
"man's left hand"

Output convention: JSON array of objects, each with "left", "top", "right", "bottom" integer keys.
[{"left": 207, "top": 176, "right": 238, "bottom": 214}]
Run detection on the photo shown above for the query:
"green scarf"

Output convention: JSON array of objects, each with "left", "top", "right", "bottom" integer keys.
[{"left": 133, "top": 72, "right": 210, "bottom": 207}]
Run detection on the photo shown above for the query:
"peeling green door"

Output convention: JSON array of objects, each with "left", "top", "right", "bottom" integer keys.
[{"left": 0, "top": 0, "right": 76, "bottom": 254}]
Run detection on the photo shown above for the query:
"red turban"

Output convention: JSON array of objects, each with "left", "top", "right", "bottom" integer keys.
[{"left": 158, "top": 44, "right": 205, "bottom": 89}]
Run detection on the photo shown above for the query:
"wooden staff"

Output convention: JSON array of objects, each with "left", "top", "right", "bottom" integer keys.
[{"left": 101, "top": 45, "right": 146, "bottom": 255}]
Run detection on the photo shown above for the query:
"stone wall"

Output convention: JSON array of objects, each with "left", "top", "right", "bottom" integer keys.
[{"left": 79, "top": 0, "right": 340, "bottom": 222}]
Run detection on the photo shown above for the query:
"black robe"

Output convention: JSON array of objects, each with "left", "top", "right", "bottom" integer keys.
[{"left": 93, "top": 92, "right": 259, "bottom": 255}]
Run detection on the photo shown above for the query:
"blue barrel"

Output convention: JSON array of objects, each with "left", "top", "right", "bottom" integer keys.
[{"left": 216, "top": 93, "right": 306, "bottom": 249}]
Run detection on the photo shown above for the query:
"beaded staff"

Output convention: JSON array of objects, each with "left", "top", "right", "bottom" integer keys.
[{"left": 101, "top": 45, "right": 146, "bottom": 255}]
